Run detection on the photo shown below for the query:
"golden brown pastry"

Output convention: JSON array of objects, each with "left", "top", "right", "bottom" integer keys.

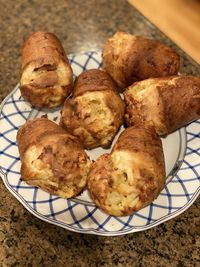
[
  {"left": 88, "top": 126, "right": 165, "bottom": 216},
  {"left": 124, "top": 76, "right": 200, "bottom": 135},
  {"left": 60, "top": 69, "right": 125, "bottom": 149},
  {"left": 20, "top": 31, "right": 73, "bottom": 108},
  {"left": 102, "top": 31, "right": 180, "bottom": 89},
  {"left": 17, "top": 118, "right": 91, "bottom": 198}
]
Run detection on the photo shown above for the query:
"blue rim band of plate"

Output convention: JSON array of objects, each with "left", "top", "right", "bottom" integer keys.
[{"left": 0, "top": 168, "right": 199, "bottom": 236}]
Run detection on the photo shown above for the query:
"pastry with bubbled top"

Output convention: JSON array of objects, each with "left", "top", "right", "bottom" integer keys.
[
  {"left": 20, "top": 31, "right": 73, "bottom": 108},
  {"left": 102, "top": 31, "right": 180, "bottom": 89},
  {"left": 60, "top": 69, "right": 125, "bottom": 149},
  {"left": 88, "top": 126, "right": 165, "bottom": 216},
  {"left": 124, "top": 76, "right": 200, "bottom": 135},
  {"left": 17, "top": 118, "right": 91, "bottom": 198}
]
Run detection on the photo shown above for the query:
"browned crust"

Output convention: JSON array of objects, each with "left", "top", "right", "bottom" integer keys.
[
  {"left": 112, "top": 126, "right": 165, "bottom": 173},
  {"left": 60, "top": 90, "right": 124, "bottom": 149},
  {"left": 22, "top": 31, "right": 69, "bottom": 70},
  {"left": 17, "top": 118, "right": 90, "bottom": 198},
  {"left": 72, "top": 69, "right": 119, "bottom": 97},
  {"left": 103, "top": 32, "right": 180, "bottom": 88},
  {"left": 17, "top": 118, "right": 77, "bottom": 157},
  {"left": 88, "top": 154, "right": 115, "bottom": 211},
  {"left": 124, "top": 36, "right": 180, "bottom": 85},
  {"left": 158, "top": 76, "right": 200, "bottom": 133},
  {"left": 20, "top": 31, "right": 73, "bottom": 108},
  {"left": 20, "top": 133, "right": 89, "bottom": 197},
  {"left": 88, "top": 126, "right": 165, "bottom": 216},
  {"left": 60, "top": 69, "right": 125, "bottom": 149},
  {"left": 124, "top": 76, "right": 200, "bottom": 135}
]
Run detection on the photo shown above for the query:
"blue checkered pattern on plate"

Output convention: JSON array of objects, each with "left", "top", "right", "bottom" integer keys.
[{"left": 0, "top": 51, "right": 199, "bottom": 236}]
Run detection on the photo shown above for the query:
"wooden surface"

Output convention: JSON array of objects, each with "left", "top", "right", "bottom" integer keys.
[{"left": 128, "top": 0, "right": 200, "bottom": 63}]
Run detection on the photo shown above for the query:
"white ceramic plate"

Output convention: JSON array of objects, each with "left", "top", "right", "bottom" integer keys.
[{"left": 0, "top": 51, "right": 199, "bottom": 236}]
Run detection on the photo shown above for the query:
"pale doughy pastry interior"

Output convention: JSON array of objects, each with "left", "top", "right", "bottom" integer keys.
[
  {"left": 20, "top": 61, "right": 72, "bottom": 107},
  {"left": 21, "top": 141, "right": 91, "bottom": 199}
]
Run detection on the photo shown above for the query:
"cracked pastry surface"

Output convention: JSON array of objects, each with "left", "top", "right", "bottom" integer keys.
[
  {"left": 124, "top": 76, "right": 200, "bottom": 135},
  {"left": 60, "top": 69, "right": 125, "bottom": 149},
  {"left": 17, "top": 118, "right": 91, "bottom": 198},
  {"left": 102, "top": 31, "right": 180, "bottom": 89},
  {"left": 88, "top": 126, "right": 165, "bottom": 216},
  {"left": 20, "top": 31, "right": 73, "bottom": 108}
]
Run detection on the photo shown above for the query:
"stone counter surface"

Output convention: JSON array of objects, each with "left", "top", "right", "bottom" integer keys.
[{"left": 0, "top": 0, "right": 199, "bottom": 266}]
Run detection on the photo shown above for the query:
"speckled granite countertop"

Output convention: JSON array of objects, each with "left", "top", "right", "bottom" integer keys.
[{"left": 0, "top": 0, "right": 199, "bottom": 266}]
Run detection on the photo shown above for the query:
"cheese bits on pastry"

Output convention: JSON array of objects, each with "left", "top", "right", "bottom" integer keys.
[
  {"left": 124, "top": 76, "right": 200, "bottom": 135},
  {"left": 17, "top": 118, "right": 91, "bottom": 198},
  {"left": 102, "top": 31, "right": 180, "bottom": 89},
  {"left": 88, "top": 126, "right": 165, "bottom": 216},
  {"left": 20, "top": 31, "right": 73, "bottom": 108},
  {"left": 60, "top": 69, "right": 125, "bottom": 149}
]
